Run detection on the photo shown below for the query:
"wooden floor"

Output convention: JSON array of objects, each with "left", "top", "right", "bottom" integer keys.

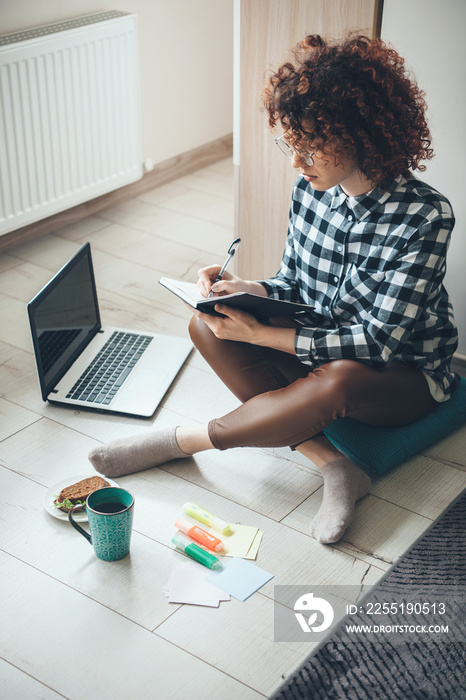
[{"left": 1, "top": 158, "right": 465, "bottom": 699}]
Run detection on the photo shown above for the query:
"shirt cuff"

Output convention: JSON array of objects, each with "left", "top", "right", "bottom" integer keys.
[
  {"left": 256, "top": 280, "right": 279, "bottom": 298},
  {"left": 255, "top": 279, "right": 298, "bottom": 301},
  {"left": 294, "top": 326, "right": 316, "bottom": 366}
]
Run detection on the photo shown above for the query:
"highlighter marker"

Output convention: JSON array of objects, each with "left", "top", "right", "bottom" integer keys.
[
  {"left": 172, "top": 533, "right": 223, "bottom": 570},
  {"left": 183, "top": 502, "right": 231, "bottom": 535},
  {"left": 175, "top": 518, "right": 224, "bottom": 552}
]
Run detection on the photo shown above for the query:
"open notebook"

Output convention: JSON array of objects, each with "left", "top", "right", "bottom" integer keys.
[{"left": 159, "top": 277, "right": 314, "bottom": 319}]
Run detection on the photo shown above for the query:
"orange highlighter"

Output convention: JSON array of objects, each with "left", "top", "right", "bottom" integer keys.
[{"left": 174, "top": 518, "right": 224, "bottom": 552}]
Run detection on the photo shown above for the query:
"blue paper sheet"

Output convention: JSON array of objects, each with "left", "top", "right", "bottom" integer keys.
[{"left": 206, "top": 557, "right": 274, "bottom": 601}]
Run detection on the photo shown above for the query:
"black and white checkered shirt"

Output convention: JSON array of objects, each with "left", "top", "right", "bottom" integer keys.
[{"left": 260, "top": 174, "right": 459, "bottom": 401}]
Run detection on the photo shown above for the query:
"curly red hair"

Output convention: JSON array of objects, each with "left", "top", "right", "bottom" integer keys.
[{"left": 262, "top": 34, "right": 433, "bottom": 188}]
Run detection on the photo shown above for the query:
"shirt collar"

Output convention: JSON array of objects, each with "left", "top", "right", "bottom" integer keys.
[{"left": 330, "top": 176, "right": 402, "bottom": 221}]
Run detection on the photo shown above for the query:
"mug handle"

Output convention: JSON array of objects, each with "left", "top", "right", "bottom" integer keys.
[{"left": 68, "top": 505, "right": 91, "bottom": 543}]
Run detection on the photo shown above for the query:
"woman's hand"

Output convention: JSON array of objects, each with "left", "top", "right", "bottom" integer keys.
[
  {"left": 191, "top": 304, "right": 264, "bottom": 344},
  {"left": 190, "top": 304, "right": 298, "bottom": 354},
  {"left": 197, "top": 265, "right": 268, "bottom": 298},
  {"left": 192, "top": 265, "right": 297, "bottom": 353}
]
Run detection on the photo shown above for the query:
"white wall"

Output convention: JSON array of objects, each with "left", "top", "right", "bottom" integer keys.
[
  {"left": 0, "top": 0, "right": 234, "bottom": 166},
  {"left": 381, "top": 0, "right": 466, "bottom": 354}
]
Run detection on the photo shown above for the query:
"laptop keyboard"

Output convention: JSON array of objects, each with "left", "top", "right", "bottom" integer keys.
[
  {"left": 66, "top": 331, "right": 153, "bottom": 405},
  {"left": 39, "top": 328, "right": 81, "bottom": 375}
]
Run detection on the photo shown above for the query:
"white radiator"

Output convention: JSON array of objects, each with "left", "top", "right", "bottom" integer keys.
[{"left": 0, "top": 11, "right": 142, "bottom": 236}]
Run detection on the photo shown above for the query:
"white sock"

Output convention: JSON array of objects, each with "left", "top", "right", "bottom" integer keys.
[
  {"left": 88, "top": 427, "right": 189, "bottom": 477},
  {"left": 309, "top": 458, "right": 371, "bottom": 544}
]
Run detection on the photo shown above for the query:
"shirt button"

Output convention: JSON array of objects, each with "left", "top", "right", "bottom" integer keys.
[
  {"left": 334, "top": 276, "right": 339, "bottom": 283},
  {"left": 337, "top": 245, "right": 342, "bottom": 252},
  {"left": 348, "top": 214, "right": 353, "bottom": 221}
]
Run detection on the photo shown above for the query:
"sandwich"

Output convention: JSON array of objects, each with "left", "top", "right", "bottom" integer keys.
[{"left": 54, "top": 476, "right": 110, "bottom": 512}]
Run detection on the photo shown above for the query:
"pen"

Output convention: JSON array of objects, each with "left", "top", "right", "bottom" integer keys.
[
  {"left": 183, "top": 502, "right": 232, "bottom": 535},
  {"left": 207, "top": 237, "right": 241, "bottom": 298},
  {"left": 172, "top": 533, "right": 223, "bottom": 570}
]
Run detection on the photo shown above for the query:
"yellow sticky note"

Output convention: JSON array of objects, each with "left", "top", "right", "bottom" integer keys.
[
  {"left": 211, "top": 523, "right": 263, "bottom": 559},
  {"left": 246, "top": 528, "right": 263, "bottom": 560}
]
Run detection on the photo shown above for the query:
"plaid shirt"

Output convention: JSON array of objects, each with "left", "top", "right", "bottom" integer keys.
[{"left": 260, "top": 174, "right": 459, "bottom": 400}]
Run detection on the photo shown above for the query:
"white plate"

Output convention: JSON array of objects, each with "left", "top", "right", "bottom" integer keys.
[{"left": 43, "top": 475, "right": 119, "bottom": 522}]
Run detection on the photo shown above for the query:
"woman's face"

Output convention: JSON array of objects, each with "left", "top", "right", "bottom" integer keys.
[{"left": 289, "top": 134, "right": 373, "bottom": 197}]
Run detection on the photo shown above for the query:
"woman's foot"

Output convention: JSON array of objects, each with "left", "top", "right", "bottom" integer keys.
[
  {"left": 88, "top": 427, "right": 190, "bottom": 478},
  {"left": 309, "top": 458, "right": 371, "bottom": 544}
]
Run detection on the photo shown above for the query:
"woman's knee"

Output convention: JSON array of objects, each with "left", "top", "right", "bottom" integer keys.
[
  {"left": 188, "top": 314, "right": 234, "bottom": 369},
  {"left": 314, "top": 360, "right": 367, "bottom": 400},
  {"left": 188, "top": 315, "right": 216, "bottom": 352},
  {"left": 188, "top": 314, "right": 202, "bottom": 344}
]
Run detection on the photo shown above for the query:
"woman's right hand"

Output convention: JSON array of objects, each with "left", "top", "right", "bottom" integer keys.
[{"left": 197, "top": 265, "right": 268, "bottom": 298}]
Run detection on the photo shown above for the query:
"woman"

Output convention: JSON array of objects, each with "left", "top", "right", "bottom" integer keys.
[{"left": 89, "top": 35, "right": 458, "bottom": 544}]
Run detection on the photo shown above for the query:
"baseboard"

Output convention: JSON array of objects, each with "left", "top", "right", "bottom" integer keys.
[
  {"left": 452, "top": 352, "right": 466, "bottom": 378},
  {"left": 0, "top": 133, "right": 233, "bottom": 254}
]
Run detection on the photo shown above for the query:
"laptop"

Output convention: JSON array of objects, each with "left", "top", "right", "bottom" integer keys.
[{"left": 27, "top": 242, "right": 192, "bottom": 418}]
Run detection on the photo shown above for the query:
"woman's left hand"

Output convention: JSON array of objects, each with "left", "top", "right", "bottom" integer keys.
[{"left": 190, "top": 304, "right": 264, "bottom": 344}]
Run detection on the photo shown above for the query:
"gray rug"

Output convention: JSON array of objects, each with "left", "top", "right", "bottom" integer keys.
[{"left": 271, "top": 492, "right": 466, "bottom": 700}]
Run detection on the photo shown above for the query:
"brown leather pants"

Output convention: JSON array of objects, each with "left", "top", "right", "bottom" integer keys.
[{"left": 189, "top": 316, "right": 436, "bottom": 451}]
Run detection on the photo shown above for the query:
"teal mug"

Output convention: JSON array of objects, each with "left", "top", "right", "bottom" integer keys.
[{"left": 69, "top": 487, "right": 134, "bottom": 561}]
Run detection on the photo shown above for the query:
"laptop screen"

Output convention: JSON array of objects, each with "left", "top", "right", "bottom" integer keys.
[{"left": 27, "top": 243, "right": 101, "bottom": 400}]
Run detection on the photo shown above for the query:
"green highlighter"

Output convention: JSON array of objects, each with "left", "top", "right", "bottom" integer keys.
[{"left": 172, "top": 533, "right": 223, "bottom": 571}]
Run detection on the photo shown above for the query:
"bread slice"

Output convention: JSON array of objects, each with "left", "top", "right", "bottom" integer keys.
[{"left": 54, "top": 476, "right": 110, "bottom": 511}]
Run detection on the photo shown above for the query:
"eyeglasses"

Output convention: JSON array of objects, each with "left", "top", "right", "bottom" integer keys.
[{"left": 275, "top": 134, "right": 315, "bottom": 166}]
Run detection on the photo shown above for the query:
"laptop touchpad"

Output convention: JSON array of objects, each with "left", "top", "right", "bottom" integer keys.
[{"left": 110, "top": 368, "right": 173, "bottom": 417}]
